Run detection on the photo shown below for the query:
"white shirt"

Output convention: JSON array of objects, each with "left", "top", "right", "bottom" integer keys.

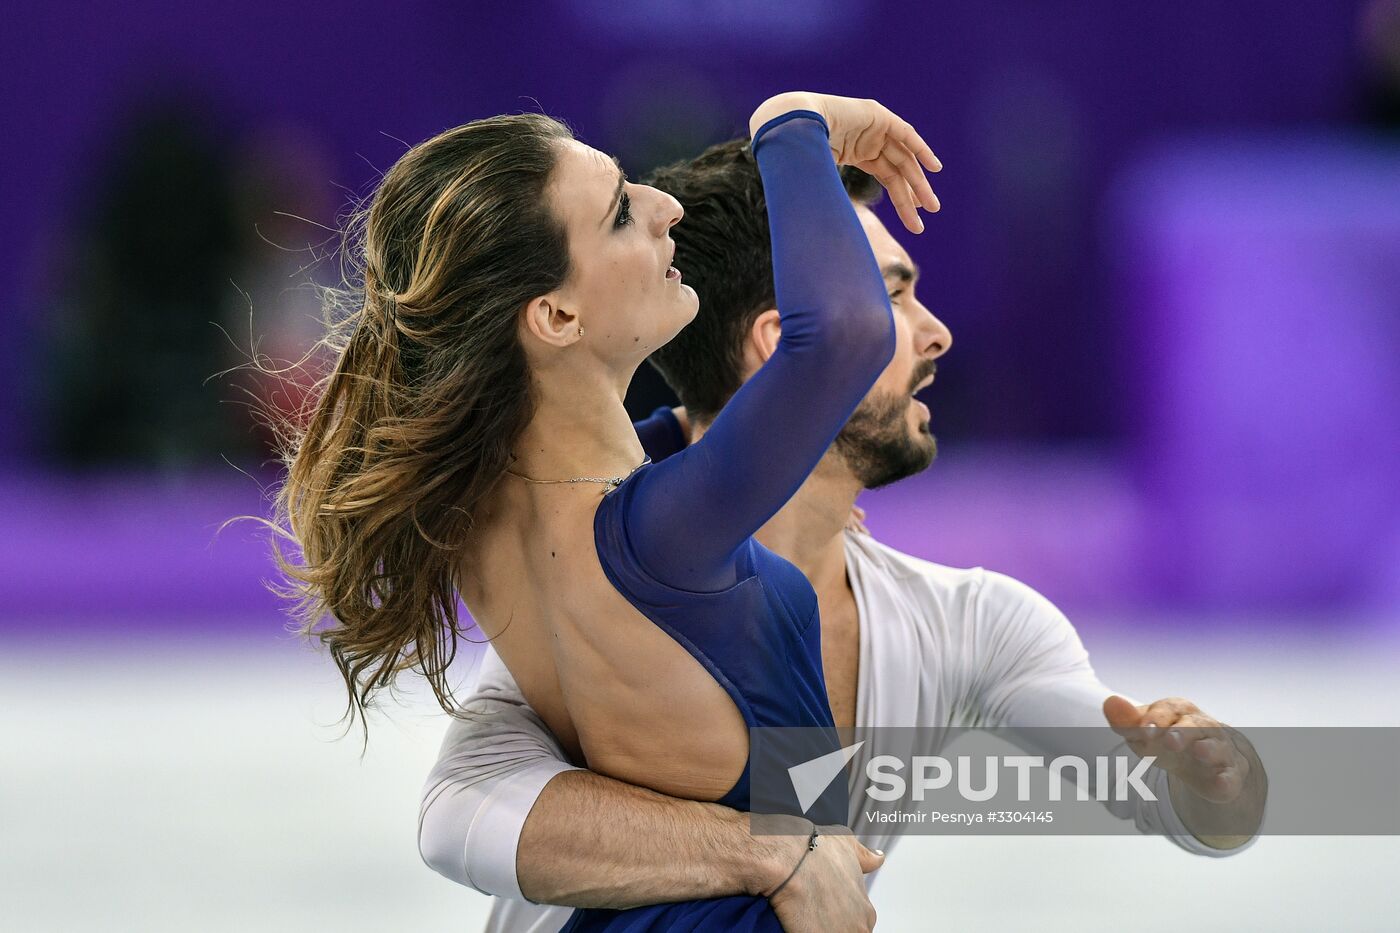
[{"left": 418, "top": 531, "right": 1253, "bottom": 933}]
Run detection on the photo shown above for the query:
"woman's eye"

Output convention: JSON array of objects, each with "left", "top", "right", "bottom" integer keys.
[
  {"left": 889, "top": 288, "right": 904, "bottom": 301},
  {"left": 614, "top": 192, "right": 633, "bottom": 228}
]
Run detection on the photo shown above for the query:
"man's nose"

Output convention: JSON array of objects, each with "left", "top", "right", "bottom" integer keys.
[{"left": 916, "top": 301, "right": 953, "bottom": 359}]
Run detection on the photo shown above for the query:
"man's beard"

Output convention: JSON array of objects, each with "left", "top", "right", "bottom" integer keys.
[{"left": 833, "top": 363, "right": 938, "bottom": 490}]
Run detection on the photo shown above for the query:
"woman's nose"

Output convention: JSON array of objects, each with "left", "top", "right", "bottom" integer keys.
[{"left": 656, "top": 190, "right": 683, "bottom": 234}]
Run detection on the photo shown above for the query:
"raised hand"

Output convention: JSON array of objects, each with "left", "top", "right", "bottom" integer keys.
[{"left": 750, "top": 92, "right": 942, "bottom": 234}]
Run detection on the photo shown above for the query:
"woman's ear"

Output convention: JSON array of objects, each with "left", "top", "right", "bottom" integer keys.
[
  {"left": 741, "top": 308, "right": 782, "bottom": 374},
  {"left": 521, "top": 293, "right": 582, "bottom": 348}
]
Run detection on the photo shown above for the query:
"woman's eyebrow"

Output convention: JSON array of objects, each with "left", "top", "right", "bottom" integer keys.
[{"left": 601, "top": 156, "right": 628, "bottom": 227}]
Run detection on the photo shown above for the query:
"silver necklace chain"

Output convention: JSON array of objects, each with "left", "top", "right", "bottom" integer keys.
[{"left": 505, "top": 455, "right": 651, "bottom": 491}]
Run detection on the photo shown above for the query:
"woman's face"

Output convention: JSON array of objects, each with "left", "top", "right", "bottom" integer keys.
[{"left": 538, "top": 139, "right": 698, "bottom": 362}]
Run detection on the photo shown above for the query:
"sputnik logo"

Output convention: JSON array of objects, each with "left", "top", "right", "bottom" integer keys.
[{"left": 788, "top": 740, "right": 865, "bottom": 813}]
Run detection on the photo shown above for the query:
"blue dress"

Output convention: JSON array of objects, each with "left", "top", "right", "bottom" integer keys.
[{"left": 561, "top": 110, "right": 896, "bottom": 932}]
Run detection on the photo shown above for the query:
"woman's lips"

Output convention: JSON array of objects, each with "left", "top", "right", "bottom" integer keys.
[{"left": 666, "top": 266, "right": 682, "bottom": 282}]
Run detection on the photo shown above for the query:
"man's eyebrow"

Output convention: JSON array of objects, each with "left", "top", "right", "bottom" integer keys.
[
  {"left": 882, "top": 261, "right": 919, "bottom": 283},
  {"left": 601, "top": 156, "right": 627, "bottom": 227}
]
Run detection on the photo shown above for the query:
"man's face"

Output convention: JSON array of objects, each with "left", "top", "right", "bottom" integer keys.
[{"left": 833, "top": 204, "right": 954, "bottom": 489}]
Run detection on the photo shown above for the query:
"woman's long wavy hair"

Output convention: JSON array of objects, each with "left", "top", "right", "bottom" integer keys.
[{"left": 240, "top": 113, "right": 574, "bottom": 747}]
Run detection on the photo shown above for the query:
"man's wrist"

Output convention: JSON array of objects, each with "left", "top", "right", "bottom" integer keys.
[{"left": 735, "top": 812, "right": 816, "bottom": 897}]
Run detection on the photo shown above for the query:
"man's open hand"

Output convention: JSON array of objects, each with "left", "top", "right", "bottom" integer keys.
[{"left": 1103, "top": 695, "right": 1249, "bottom": 804}]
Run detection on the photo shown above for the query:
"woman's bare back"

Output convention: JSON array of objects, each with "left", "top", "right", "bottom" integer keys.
[{"left": 457, "top": 480, "right": 749, "bottom": 802}]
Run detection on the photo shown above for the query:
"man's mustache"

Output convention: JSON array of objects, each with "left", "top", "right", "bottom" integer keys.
[{"left": 908, "top": 360, "right": 937, "bottom": 395}]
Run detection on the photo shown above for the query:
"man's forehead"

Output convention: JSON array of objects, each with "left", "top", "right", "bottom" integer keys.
[{"left": 853, "top": 202, "right": 916, "bottom": 277}]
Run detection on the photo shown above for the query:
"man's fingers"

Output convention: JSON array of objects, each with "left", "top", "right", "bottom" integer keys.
[
  {"left": 1181, "top": 756, "right": 1246, "bottom": 804},
  {"left": 1146, "top": 716, "right": 1247, "bottom": 802},
  {"left": 1102, "top": 696, "right": 1248, "bottom": 804},
  {"left": 1132, "top": 698, "right": 1203, "bottom": 747},
  {"left": 1138, "top": 698, "right": 1193, "bottom": 730},
  {"left": 1189, "top": 735, "right": 1236, "bottom": 769},
  {"left": 1208, "top": 766, "right": 1246, "bottom": 802},
  {"left": 1169, "top": 713, "right": 1229, "bottom": 746}
]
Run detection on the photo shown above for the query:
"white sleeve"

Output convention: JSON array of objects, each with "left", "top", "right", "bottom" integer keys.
[
  {"left": 966, "top": 570, "right": 1258, "bottom": 858},
  {"left": 418, "top": 647, "right": 584, "bottom": 899}
]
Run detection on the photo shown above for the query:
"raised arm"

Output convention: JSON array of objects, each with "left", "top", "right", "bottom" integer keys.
[{"left": 621, "top": 95, "right": 939, "bottom": 590}]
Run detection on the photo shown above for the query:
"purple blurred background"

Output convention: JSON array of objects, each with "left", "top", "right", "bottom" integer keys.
[{"left": 4, "top": 0, "right": 1398, "bottom": 633}]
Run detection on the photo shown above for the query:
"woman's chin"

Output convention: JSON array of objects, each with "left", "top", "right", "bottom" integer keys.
[
  {"left": 678, "top": 287, "right": 700, "bottom": 322},
  {"left": 644, "top": 289, "right": 699, "bottom": 350}
]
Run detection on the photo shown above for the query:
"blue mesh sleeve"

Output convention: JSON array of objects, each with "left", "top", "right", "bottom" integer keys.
[{"left": 617, "top": 110, "right": 896, "bottom": 591}]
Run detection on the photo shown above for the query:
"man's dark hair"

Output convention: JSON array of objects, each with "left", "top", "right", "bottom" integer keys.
[{"left": 643, "top": 139, "right": 882, "bottom": 423}]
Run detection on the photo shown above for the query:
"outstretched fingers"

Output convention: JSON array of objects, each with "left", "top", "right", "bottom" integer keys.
[
  {"left": 881, "top": 135, "right": 940, "bottom": 213},
  {"left": 894, "top": 116, "right": 942, "bottom": 174},
  {"left": 865, "top": 153, "right": 924, "bottom": 233},
  {"left": 817, "top": 97, "right": 942, "bottom": 233}
]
